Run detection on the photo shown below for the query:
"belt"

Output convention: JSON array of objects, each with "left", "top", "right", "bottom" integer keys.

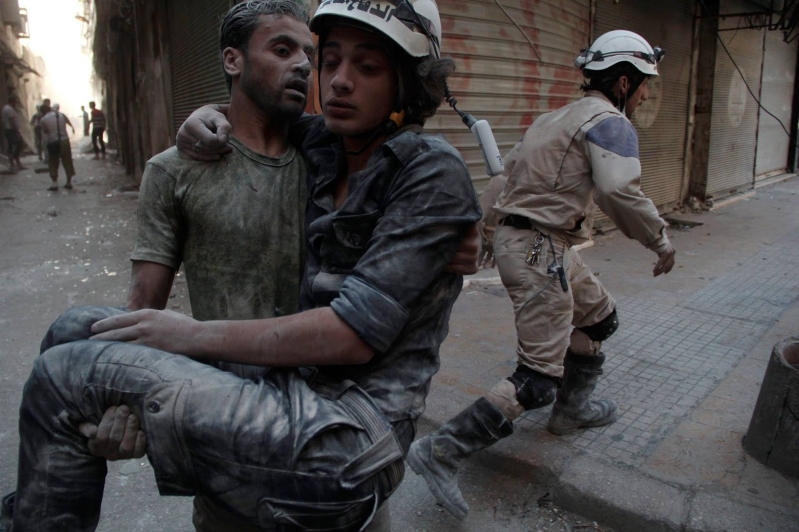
[{"left": 500, "top": 214, "right": 534, "bottom": 230}]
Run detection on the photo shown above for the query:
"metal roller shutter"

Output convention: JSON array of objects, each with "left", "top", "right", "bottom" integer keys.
[
  {"left": 425, "top": 0, "right": 591, "bottom": 191},
  {"left": 593, "top": 0, "right": 695, "bottom": 212},
  {"left": 755, "top": 30, "right": 797, "bottom": 179},
  {"left": 168, "top": 0, "right": 231, "bottom": 135},
  {"left": 706, "top": 1, "right": 764, "bottom": 197}
]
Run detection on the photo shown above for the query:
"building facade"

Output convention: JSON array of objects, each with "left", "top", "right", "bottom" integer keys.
[
  {"left": 90, "top": 0, "right": 798, "bottom": 218},
  {"left": 0, "top": 0, "right": 42, "bottom": 155}
]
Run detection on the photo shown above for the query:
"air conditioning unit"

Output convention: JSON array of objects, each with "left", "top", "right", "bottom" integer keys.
[{"left": 17, "top": 7, "right": 29, "bottom": 38}]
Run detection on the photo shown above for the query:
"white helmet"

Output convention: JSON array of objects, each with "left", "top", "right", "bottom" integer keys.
[
  {"left": 575, "top": 30, "right": 663, "bottom": 77},
  {"left": 310, "top": 0, "right": 442, "bottom": 58}
]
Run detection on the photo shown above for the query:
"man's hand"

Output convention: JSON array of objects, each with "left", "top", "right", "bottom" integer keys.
[
  {"left": 78, "top": 406, "right": 146, "bottom": 461},
  {"left": 478, "top": 240, "right": 495, "bottom": 270},
  {"left": 444, "top": 223, "right": 480, "bottom": 276},
  {"left": 90, "top": 309, "right": 199, "bottom": 355},
  {"left": 653, "top": 245, "right": 676, "bottom": 277},
  {"left": 175, "top": 104, "right": 233, "bottom": 161}
]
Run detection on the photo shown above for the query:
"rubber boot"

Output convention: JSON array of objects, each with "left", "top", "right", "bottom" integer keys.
[
  {"left": 547, "top": 351, "right": 618, "bottom": 435},
  {"left": 0, "top": 491, "right": 14, "bottom": 532},
  {"left": 406, "top": 398, "right": 513, "bottom": 519}
]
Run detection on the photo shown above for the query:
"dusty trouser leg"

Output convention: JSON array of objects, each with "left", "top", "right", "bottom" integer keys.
[
  {"left": 1, "top": 306, "right": 127, "bottom": 531},
  {"left": 0, "top": 492, "right": 14, "bottom": 532},
  {"left": 40, "top": 305, "right": 128, "bottom": 353},
  {"left": 489, "top": 225, "right": 576, "bottom": 415},
  {"left": 15, "top": 333, "right": 397, "bottom": 531},
  {"left": 13, "top": 340, "right": 194, "bottom": 530},
  {"left": 406, "top": 398, "right": 512, "bottom": 519},
  {"left": 407, "top": 225, "right": 566, "bottom": 519},
  {"left": 548, "top": 249, "right": 619, "bottom": 435}
]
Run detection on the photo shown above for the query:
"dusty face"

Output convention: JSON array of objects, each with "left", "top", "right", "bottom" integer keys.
[
  {"left": 319, "top": 25, "right": 398, "bottom": 137},
  {"left": 625, "top": 77, "right": 650, "bottom": 118},
  {"left": 227, "top": 14, "right": 314, "bottom": 120}
]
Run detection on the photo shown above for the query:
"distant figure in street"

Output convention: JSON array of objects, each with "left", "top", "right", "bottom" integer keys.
[
  {"left": 81, "top": 105, "right": 90, "bottom": 136},
  {"left": 40, "top": 103, "right": 76, "bottom": 190},
  {"left": 30, "top": 105, "right": 44, "bottom": 161},
  {"left": 89, "top": 101, "right": 105, "bottom": 159},
  {"left": 39, "top": 99, "right": 52, "bottom": 163},
  {"left": 2, "top": 95, "right": 25, "bottom": 172}
]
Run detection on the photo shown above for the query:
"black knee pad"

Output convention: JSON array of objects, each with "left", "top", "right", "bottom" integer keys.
[
  {"left": 577, "top": 309, "right": 619, "bottom": 342},
  {"left": 507, "top": 365, "right": 560, "bottom": 411}
]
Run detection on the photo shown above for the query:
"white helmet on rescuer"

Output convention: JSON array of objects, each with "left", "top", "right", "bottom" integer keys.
[
  {"left": 310, "top": 0, "right": 442, "bottom": 59},
  {"left": 575, "top": 30, "right": 663, "bottom": 77}
]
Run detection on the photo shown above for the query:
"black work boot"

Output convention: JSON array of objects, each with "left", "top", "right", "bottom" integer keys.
[
  {"left": 547, "top": 351, "right": 618, "bottom": 435},
  {"left": 406, "top": 398, "right": 513, "bottom": 519},
  {"left": 1, "top": 491, "right": 14, "bottom": 532}
]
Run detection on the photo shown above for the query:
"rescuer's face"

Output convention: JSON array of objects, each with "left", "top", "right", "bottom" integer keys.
[
  {"left": 319, "top": 25, "right": 398, "bottom": 137},
  {"left": 625, "top": 77, "right": 650, "bottom": 118}
]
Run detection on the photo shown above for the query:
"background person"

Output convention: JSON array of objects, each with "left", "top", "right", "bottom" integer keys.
[
  {"left": 406, "top": 29, "right": 677, "bottom": 520},
  {"left": 30, "top": 105, "right": 44, "bottom": 161},
  {"left": 2, "top": 95, "right": 25, "bottom": 172},
  {"left": 89, "top": 101, "right": 106, "bottom": 159},
  {"left": 40, "top": 103, "right": 76, "bottom": 190},
  {"left": 81, "top": 105, "right": 90, "bottom": 136}
]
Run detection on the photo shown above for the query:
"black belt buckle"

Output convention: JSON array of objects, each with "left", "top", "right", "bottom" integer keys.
[{"left": 502, "top": 215, "right": 533, "bottom": 230}]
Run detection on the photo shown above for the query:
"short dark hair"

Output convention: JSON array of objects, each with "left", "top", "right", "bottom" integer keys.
[
  {"left": 395, "top": 53, "right": 454, "bottom": 126},
  {"left": 219, "top": 0, "right": 310, "bottom": 92},
  {"left": 581, "top": 62, "right": 647, "bottom": 106}
]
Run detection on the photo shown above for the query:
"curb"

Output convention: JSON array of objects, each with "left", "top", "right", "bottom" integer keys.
[{"left": 416, "top": 409, "right": 799, "bottom": 532}]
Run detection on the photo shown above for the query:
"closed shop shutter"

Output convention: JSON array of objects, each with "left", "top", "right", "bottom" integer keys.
[
  {"left": 593, "top": 0, "right": 695, "bottom": 212},
  {"left": 755, "top": 30, "right": 797, "bottom": 179},
  {"left": 706, "top": 1, "right": 764, "bottom": 197},
  {"left": 425, "top": 0, "right": 591, "bottom": 191},
  {"left": 168, "top": 0, "right": 231, "bottom": 135}
]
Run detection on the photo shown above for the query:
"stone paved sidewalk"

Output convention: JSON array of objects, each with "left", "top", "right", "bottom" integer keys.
[{"left": 419, "top": 176, "right": 799, "bottom": 531}]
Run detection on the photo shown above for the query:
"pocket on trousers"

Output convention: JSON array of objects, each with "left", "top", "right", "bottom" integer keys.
[{"left": 258, "top": 492, "right": 376, "bottom": 531}]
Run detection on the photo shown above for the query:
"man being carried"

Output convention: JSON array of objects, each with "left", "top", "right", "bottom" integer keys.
[
  {"left": 406, "top": 30, "right": 677, "bottom": 519},
  {"left": 7, "top": 1, "right": 481, "bottom": 530}
]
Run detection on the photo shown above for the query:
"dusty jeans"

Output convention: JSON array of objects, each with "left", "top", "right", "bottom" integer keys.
[{"left": 14, "top": 307, "right": 404, "bottom": 531}]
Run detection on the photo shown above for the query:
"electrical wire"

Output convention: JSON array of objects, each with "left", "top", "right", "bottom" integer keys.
[
  {"left": 698, "top": 0, "right": 798, "bottom": 148},
  {"left": 491, "top": 0, "right": 545, "bottom": 64}
]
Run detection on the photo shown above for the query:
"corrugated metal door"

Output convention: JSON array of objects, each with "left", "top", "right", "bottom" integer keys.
[
  {"left": 706, "top": 1, "right": 764, "bottom": 197},
  {"left": 593, "top": 0, "right": 695, "bottom": 211},
  {"left": 755, "top": 30, "right": 797, "bottom": 179},
  {"left": 425, "top": 0, "right": 591, "bottom": 191},
  {"left": 168, "top": 0, "right": 231, "bottom": 135}
]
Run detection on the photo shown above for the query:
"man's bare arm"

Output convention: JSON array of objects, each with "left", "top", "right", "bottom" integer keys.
[
  {"left": 91, "top": 306, "right": 375, "bottom": 367},
  {"left": 126, "top": 260, "right": 176, "bottom": 310}
]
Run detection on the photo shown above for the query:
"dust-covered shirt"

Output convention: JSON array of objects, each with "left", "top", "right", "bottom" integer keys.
[
  {"left": 300, "top": 117, "right": 482, "bottom": 428},
  {"left": 131, "top": 137, "right": 307, "bottom": 322}
]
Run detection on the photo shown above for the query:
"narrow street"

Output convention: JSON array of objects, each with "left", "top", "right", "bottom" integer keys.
[{"left": 0, "top": 150, "right": 612, "bottom": 531}]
